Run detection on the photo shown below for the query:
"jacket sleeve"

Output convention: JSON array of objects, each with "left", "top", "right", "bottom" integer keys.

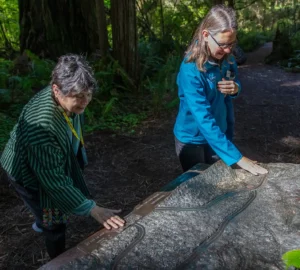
[
  {"left": 230, "top": 57, "right": 241, "bottom": 98},
  {"left": 72, "top": 199, "right": 96, "bottom": 216},
  {"left": 28, "top": 130, "right": 87, "bottom": 213},
  {"left": 178, "top": 65, "right": 242, "bottom": 165}
]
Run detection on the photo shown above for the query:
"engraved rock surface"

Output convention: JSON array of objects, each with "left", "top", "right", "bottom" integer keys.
[{"left": 42, "top": 162, "right": 300, "bottom": 270}]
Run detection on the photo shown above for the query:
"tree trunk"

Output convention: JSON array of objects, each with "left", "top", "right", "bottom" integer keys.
[
  {"left": 19, "top": 0, "right": 104, "bottom": 59},
  {"left": 95, "top": 0, "right": 109, "bottom": 58},
  {"left": 111, "top": 0, "right": 138, "bottom": 84},
  {"left": 159, "top": 0, "right": 165, "bottom": 39},
  {"left": 212, "top": 0, "right": 224, "bottom": 5},
  {"left": 293, "top": 0, "right": 299, "bottom": 33},
  {"left": 228, "top": 0, "right": 234, "bottom": 8}
]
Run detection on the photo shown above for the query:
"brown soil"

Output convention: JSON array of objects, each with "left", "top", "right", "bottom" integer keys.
[{"left": 1, "top": 43, "right": 300, "bottom": 269}]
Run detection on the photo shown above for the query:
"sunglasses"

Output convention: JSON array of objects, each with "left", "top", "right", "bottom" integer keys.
[{"left": 209, "top": 33, "right": 236, "bottom": 49}]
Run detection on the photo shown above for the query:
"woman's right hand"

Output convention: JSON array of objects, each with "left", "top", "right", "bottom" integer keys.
[
  {"left": 90, "top": 205, "right": 125, "bottom": 230},
  {"left": 236, "top": 156, "right": 268, "bottom": 176}
]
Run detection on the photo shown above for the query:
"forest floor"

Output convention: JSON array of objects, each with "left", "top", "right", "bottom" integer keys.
[{"left": 1, "top": 43, "right": 300, "bottom": 269}]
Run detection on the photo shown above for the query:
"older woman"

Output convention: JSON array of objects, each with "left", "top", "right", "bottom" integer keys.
[{"left": 0, "top": 54, "right": 125, "bottom": 259}]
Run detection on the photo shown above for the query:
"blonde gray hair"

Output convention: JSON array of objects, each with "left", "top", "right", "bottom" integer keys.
[{"left": 185, "top": 5, "right": 237, "bottom": 71}]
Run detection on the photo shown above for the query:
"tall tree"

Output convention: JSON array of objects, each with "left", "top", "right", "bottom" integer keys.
[
  {"left": 95, "top": 0, "right": 109, "bottom": 58},
  {"left": 212, "top": 0, "right": 224, "bottom": 5},
  {"left": 19, "top": 0, "right": 108, "bottom": 59},
  {"left": 111, "top": 0, "right": 138, "bottom": 84},
  {"left": 228, "top": 0, "right": 234, "bottom": 8}
]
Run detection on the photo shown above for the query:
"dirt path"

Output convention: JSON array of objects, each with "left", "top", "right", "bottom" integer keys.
[
  {"left": 1, "top": 44, "right": 300, "bottom": 269},
  {"left": 235, "top": 42, "right": 300, "bottom": 163}
]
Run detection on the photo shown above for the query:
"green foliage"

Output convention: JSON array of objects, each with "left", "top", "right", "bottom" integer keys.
[
  {"left": 84, "top": 88, "right": 147, "bottom": 134},
  {"left": 285, "top": 31, "right": 300, "bottom": 72},
  {"left": 0, "top": 51, "right": 54, "bottom": 105},
  {"left": 104, "top": 0, "right": 110, "bottom": 8},
  {"left": 25, "top": 50, "right": 54, "bottom": 83},
  {"left": 141, "top": 53, "right": 181, "bottom": 113},
  {"left": 291, "top": 32, "right": 300, "bottom": 51},
  {"left": 282, "top": 50, "right": 300, "bottom": 73},
  {"left": 83, "top": 39, "right": 182, "bottom": 132},
  {"left": 94, "top": 112, "right": 147, "bottom": 134},
  {"left": 79, "top": 56, "right": 147, "bottom": 133},
  {"left": 1, "top": 0, "right": 299, "bottom": 150},
  {"left": 282, "top": 250, "right": 300, "bottom": 270},
  {"left": 93, "top": 56, "right": 135, "bottom": 95},
  {"left": 84, "top": 103, "right": 147, "bottom": 134},
  {"left": 0, "top": 58, "right": 12, "bottom": 91},
  {"left": 137, "top": 0, "right": 210, "bottom": 48},
  {"left": 0, "top": 102, "right": 26, "bottom": 150},
  {"left": 0, "top": 52, "right": 55, "bottom": 150},
  {"left": 238, "top": 30, "right": 274, "bottom": 52},
  {"left": 236, "top": 0, "right": 299, "bottom": 58},
  {"left": 0, "top": 0, "right": 19, "bottom": 56},
  {"left": 0, "top": 112, "right": 16, "bottom": 150},
  {"left": 265, "top": 20, "right": 299, "bottom": 71}
]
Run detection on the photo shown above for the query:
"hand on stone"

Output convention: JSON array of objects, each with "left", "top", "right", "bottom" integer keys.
[
  {"left": 90, "top": 206, "right": 125, "bottom": 230},
  {"left": 236, "top": 156, "right": 268, "bottom": 176}
]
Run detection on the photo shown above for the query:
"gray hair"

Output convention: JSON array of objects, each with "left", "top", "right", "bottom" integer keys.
[
  {"left": 185, "top": 5, "right": 237, "bottom": 71},
  {"left": 50, "top": 54, "right": 97, "bottom": 95}
]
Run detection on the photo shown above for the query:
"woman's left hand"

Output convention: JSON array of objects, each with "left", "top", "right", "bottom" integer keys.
[
  {"left": 236, "top": 156, "right": 268, "bottom": 176},
  {"left": 217, "top": 78, "right": 238, "bottom": 95}
]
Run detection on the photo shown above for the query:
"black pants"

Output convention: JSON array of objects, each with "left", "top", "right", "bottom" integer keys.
[
  {"left": 8, "top": 175, "right": 66, "bottom": 259},
  {"left": 175, "top": 137, "right": 216, "bottom": 172}
]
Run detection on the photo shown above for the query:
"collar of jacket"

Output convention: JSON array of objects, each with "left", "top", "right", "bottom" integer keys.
[{"left": 204, "top": 59, "right": 221, "bottom": 71}]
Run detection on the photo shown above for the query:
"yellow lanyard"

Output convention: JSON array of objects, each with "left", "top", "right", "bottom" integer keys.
[{"left": 62, "top": 111, "right": 84, "bottom": 146}]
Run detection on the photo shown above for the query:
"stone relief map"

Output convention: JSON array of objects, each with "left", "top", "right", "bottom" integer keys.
[{"left": 42, "top": 161, "right": 300, "bottom": 270}]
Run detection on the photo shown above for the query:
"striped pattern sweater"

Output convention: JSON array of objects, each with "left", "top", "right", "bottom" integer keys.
[{"left": 0, "top": 87, "right": 90, "bottom": 214}]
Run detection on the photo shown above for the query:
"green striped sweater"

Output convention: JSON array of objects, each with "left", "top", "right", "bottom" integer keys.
[{"left": 0, "top": 87, "right": 90, "bottom": 214}]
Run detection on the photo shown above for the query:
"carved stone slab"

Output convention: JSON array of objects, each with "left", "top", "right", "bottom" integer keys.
[{"left": 41, "top": 161, "right": 300, "bottom": 269}]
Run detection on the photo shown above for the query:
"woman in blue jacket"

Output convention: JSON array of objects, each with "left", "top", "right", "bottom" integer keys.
[{"left": 174, "top": 5, "right": 267, "bottom": 176}]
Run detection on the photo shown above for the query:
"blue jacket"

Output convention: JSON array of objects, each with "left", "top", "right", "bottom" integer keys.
[{"left": 174, "top": 56, "right": 242, "bottom": 166}]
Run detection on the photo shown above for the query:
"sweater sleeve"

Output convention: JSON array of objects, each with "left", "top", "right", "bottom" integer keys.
[
  {"left": 28, "top": 133, "right": 88, "bottom": 213},
  {"left": 178, "top": 65, "right": 242, "bottom": 165}
]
